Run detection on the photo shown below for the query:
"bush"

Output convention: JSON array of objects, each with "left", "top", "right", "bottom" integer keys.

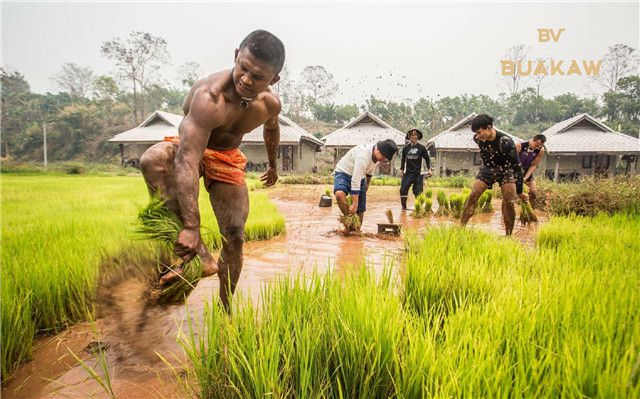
[{"left": 538, "top": 176, "right": 640, "bottom": 216}]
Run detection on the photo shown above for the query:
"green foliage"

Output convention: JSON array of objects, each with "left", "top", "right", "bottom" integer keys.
[
  {"left": 476, "top": 190, "right": 494, "bottom": 214},
  {"left": 538, "top": 176, "right": 640, "bottom": 216},
  {"left": 449, "top": 192, "right": 468, "bottom": 218},
  {"left": 411, "top": 193, "right": 432, "bottom": 218},
  {"left": 429, "top": 175, "right": 472, "bottom": 188},
  {"left": 370, "top": 176, "right": 401, "bottom": 186}
]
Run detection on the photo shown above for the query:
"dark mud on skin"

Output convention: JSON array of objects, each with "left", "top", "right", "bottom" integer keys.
[{"left": 2, "top": 184, "right": 547, "bottom": 398}]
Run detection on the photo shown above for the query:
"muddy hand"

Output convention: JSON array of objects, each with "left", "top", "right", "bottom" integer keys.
[
  {"left": 260, "top": 165, "right": 278, "bottom": 187},
  {"left": 175, "top": 228, "right": 200, "bottom": 261}
]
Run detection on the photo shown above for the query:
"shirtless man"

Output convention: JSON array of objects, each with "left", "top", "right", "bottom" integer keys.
[
  {"left": 460, "top": 114, "right": 527, "bottom": 236},
  {"left": 139, "top": 30, "right": 284, "bottom": 310}
]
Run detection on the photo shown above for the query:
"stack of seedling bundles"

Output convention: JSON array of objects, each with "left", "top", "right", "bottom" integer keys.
[
  {"left": 136, "top": 196, "right": 203, "bottom": 304},
  {"left": 412, "top": 191, "right": 433, "bottom": 218}
]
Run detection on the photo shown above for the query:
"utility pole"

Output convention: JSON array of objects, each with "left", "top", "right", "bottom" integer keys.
[{"left": 43, "top": 122, "right": 48, "bottom": 170}]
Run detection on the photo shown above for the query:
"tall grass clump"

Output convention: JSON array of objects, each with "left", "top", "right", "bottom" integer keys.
[{"left": 538, "top": 176, "right": 640, "bottom": 216}]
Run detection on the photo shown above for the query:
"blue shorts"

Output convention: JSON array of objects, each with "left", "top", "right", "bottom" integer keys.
[{"left": 333, "top": 172, "right": 367, "bottom": 212}]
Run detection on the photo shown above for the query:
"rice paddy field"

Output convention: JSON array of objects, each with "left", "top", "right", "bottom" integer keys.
[
  {"left": 2, "top": 173, "right": 639, "bottom": 398},
  {"left": 0, "top": 174, "right": 285, "bottom": 379}
]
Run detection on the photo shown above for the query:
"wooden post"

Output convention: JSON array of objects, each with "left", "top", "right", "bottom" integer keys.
[{"left": 553, "top": 156, "right": 560, "bottom": 182}]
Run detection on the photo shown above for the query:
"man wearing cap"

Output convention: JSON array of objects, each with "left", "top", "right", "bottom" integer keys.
[
  {"left": 333, "top": 139, "right": 399, "bottom": 229},
  {"left": 400, "top": 128, "right": 432, "bottom": 210}
]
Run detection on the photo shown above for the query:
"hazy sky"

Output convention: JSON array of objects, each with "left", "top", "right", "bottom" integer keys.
[{"left": 2, "top": 1, "right": 638, "bottom": 105}]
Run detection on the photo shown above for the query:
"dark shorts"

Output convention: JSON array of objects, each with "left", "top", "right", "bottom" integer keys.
[
  {"left": 476, "top": 167, "right": 515, "bottom": 187},
  {"left": 400, "top": 173, "right": 424, "bottom": 197},
  {"left": 333, "top": 172, "right": 367, "bottom": 213}
]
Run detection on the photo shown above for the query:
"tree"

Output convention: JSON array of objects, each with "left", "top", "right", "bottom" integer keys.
[
  {"left": 602, "top": 75, "right": 640, "bottom": 137},
  {"left": 93, "top": 75, "right": 121, "bottom": 103},
  {"left": 298, "top": 65, "right": 339, "bottom": 105},
  {"left": 51, "top": 63, "right": 95, "bottom": 99},
  {"left": 1, "top": 69, "right": 31, "bottom": 157},
  {"left": 593, "top": 44, "right": 639, "bottom": 93},
  {"left": 101, "top": 31, "right": 171, "bottom": 123},
  {"left": 501, "top": 44, "right": 529, "bottom": 96},
  {"left": 178, "top": 61, "right": 202, "bottom": 88}
]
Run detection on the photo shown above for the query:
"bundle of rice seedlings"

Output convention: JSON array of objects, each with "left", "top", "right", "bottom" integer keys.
[
  {"left": 412, "top": 200, "right": 423, "bottom": 218},
  {"left": 449, "top": 193, "right": 467, "bottom": 218},
  {"left": 385, "top": 209, "right": 394, "bottom": 224},
  {"left": 325, "top": 188, "right": 331, "bottom": 197},
  {"left": 424, "top": 188, "right": 433, "bottom": 198},
  {"left": 435, "top": 190, "right": 450, "bottom": 216},
  {"left": 339, "top": 214, "right": 361, "bottom": 231},
  {"left": 519, "top": 200, "right": 538, "bottom": 225},
  {"left": 136, "top": 196, "right": 203, "bottom": 304},
  {"left": 476, "top": 190, "right": 494, "bottom": 214}
]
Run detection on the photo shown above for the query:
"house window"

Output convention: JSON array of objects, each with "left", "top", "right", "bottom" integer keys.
[
  {"left": 582, "top": 155, "right": 592, "bottom": 169},
  {"left": 596, "top": 154, "right": 610, "bottom": 169},
  {"left": 473, "top": 153, "right": 482, "bottom": 166}
]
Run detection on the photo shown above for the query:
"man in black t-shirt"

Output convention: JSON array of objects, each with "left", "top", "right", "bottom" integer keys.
[
  {"left": 460, "top": 114, "right": 528, "bottom": 236},
  {"left": 400, "top": 128, "right": 432, "bottom": 210}
]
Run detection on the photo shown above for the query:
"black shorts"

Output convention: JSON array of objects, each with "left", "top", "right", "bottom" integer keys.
[{"left": 476, "top": 167, "right": 515, "bottom": 187}]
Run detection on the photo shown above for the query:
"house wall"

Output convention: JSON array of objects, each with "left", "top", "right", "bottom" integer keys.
[
  {"left": 121, "top": 143, "right": 154, "bottom": 160},
  {"left": 542, "top": 153, "right": 639, "bottom": 180},
  {"left": 433, "top": 150, "right": 481, "bottom": 176},
  {"left": 240, "top": 143, "right": 318, "bottom": 173}
]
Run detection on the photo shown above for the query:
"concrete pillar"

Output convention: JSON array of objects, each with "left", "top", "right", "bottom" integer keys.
[{"left": 553, "top": 156, "right": 560, "bottom": 182}]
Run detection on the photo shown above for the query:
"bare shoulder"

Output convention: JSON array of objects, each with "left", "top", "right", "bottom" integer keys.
[{"left": 260, "top": 88, "right": 282, "bottom": 116}]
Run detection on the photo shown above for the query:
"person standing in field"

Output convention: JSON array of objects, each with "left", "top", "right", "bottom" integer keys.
[
  {"left": 139, "top": 30, "right": 285, "bottom": 311},
  {"left": 461, "top": 114, "right": 528, "bottom": 236},
  {"left": 399, "top": 128, "right": 432, "bottom": 210},
  {"left": 516, "top": 134, "right": 546, "bottom": 209},
  {"left": 333, "top": 139, "right": 399, "bottom": 229}
]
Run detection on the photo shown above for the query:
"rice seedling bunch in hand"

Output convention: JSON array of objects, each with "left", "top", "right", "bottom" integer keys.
[
  {"left": 136, "top": 196, "right": 203, "bottom": 304},
  {"left": 519, "top": 200, "right": 538, "bottom": 225}
]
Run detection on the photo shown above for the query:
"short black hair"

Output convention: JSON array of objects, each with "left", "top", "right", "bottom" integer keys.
[
  {"left": 239, "top": 30, "right": 285, "bottom": 73},
  {"left": 533, "top": 134, "right": 547, "bottom": 143},
  {"left": 471, "top": 114, "right": 494, "bottom": 133}
]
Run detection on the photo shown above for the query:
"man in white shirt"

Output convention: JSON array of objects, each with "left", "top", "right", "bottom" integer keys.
[{"left": 333, "top": 139, "right": 399, "bottom": 228}]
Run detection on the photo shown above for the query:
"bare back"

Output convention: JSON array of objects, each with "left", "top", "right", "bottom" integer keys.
[{"left": 182, "top": 70, "right": 281, "bottom": 151}]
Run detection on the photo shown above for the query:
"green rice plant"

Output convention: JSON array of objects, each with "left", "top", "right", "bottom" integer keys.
[
  {"left": 411, "top": 193, "right": 432, "bottom": 218},
  {"left": 325, "top": 188, "right": 331, "bottom": 197},
  {"left": 519, "top": 200, "right": 538, "bottom": 225},
  {"left": 181, "top": 214, "right": 640, "bottom": 397},
  {"left": 339, "top": 214, "right": 361, "bottom": 231},
  {"left": 370, "top": 176, "right": 401, "bottom": 186},
  {"left": 448, "top": 193, "right": 467, "bottom": 218},
  {"left": 476, "top": 190, "right": 494, "bottom": 214},
  {"left": 428, "top": 174, "right": 472, "bottom": 188},
  {"left": 423, "top": 188, "right": 433, "bottom": 198},
  {"left": 0, "top": 175, "right": 285, "bottom": 379},
  {"left": 435, "top": 190, "right": 450, "bottom": 216}
]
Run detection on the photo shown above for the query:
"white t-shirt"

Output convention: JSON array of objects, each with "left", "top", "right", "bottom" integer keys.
[{"left": 334, "top": 143, "right": 379, "bottom": 193}]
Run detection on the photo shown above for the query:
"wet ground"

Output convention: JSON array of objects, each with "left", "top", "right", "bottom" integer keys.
[{"left": 2, "top": 184, "right": 546, "bottom": 398}]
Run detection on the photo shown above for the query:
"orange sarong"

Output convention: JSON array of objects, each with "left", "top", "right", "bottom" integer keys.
[{"left": 163, "top": 136, "right": 247, "bottom": 186}]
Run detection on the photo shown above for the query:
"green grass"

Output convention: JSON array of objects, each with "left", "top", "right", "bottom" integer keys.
[
  {"left": 182, "top": 214, "right": 640, "bottom": 398},
  {"left": 0, "top": 174, "right": 285, "bottom": 379},
  {"left": 370, "top": 176, "right": 401, "bottom": 186},
  {"left": 428, "top": 174, "right": 472, "bottom": 188}
]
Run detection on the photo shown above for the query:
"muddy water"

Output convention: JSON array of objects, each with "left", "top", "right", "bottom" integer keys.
[{"left": 2, "top": 184, "right": 545, "bottom": 398}]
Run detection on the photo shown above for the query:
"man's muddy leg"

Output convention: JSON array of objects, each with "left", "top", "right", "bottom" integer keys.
[
  {"left": 140, "top": 142, "right": 217, "bottom": 284},
  {"left": 461, "top": 179, "right": 488, "bottom": 226},
  {"left": 500, "top": 183, "right": 517, "bottom": 236},
  {"left": 208, "top": 181, "right": 249, "bottom": 312},
  {"left": 140, "top": 142, "right": 181, "bottom": 213},
  {"left": 526, "top": 180, "right": 538, "bottom": 209}
]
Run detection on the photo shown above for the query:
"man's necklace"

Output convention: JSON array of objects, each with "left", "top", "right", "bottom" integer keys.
[{"left": 240, "top": 97, "right": 253, "bottom": 109}]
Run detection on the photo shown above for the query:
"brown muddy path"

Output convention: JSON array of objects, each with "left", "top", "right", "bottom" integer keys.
[{"left": 1, "top": 184, "right": 546, "bottom": 398}]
